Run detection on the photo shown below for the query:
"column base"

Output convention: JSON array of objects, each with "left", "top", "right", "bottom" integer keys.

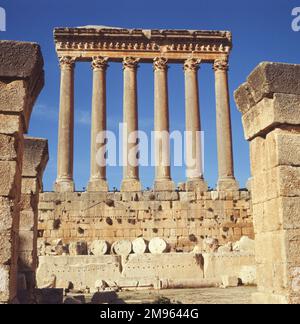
[
  {"left": 87, "top": 179, "right": 109, "bottom": 192},
  {"left": 154, "top": 179, "right": 176, "bottom": 192},
  {"left": 54, "top": 179, "right": 75, "bottom": 193},
  {"left": 186, "top": 178, "right": 208, "bottom": 192},
  {"left": 121, "top": 179, "right": 141, "bottom": 192},
  {"left": 217, "top": 178, "right": 239, "bottom": 192}
]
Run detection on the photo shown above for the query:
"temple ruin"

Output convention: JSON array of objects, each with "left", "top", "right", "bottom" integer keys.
[{"left": 0, "top": 27, "right": 299, "bottom": 304}]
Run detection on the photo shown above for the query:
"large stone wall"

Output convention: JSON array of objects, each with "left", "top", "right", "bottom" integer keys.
[
  {"left": 38, "top": 190, "right": 252, "bottom": 253},
  {"left": 19, "top": 137, "right": 49, "bottom": 297},
  {"left": 235, "top": 62, "right": 300, "bottom": 304},
  {"left": 0, "top": 41, "right": 44, "bottom": 303}
]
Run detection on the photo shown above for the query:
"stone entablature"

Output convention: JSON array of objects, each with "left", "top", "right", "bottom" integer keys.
[{"left": 54, "top": 27, "right": 232, "bottom": 62}]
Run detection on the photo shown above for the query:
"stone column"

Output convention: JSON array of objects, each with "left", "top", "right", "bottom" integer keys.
[
  {"left": 18, "top": 137, "right": 48, "bottom": 302},
  {"left": 214, "top": 57, "right": 239, "bottom": 191},
  {"left": 54, "top": 56, "right": 75, "bottom": 193},
  {"left": 184, "top": 58, "right": 208, "bottom": 192},
  {"left": 235, "top": 62, "right": 300, "bottom": 304},
  {"left": 87, "top": 57, "right": 109, "bottom": 192},
  {"left": 121, "top": 57, "right": 141, "bottom": 192},
  {"left": 153, "top": 57, "right": 175, "bottom": 192},
  {"left": 0, "top": 41, "right": 44, "bottom": 304}
]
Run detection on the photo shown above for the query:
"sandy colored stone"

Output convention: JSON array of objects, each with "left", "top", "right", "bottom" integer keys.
[
  {"left": 89, "top": 240, "right": 109, "bottom": 256},
  {"left": 132, "top": 237, "right": 148, "bottom": 254},
  {"left": 112, "top": 240, "right": 132, "bottom": 256},
  {"left": 149, "top": 237, "right": 168, "bottom": 254},
  {"left": 232, "top": 236, "right": 255, "bottom": 254},
  {"left": 68, "top": 241, "right": 87, "bottom": 256},
  {"left": 221, "top": 275, "right": 239, "bottom": 288}
]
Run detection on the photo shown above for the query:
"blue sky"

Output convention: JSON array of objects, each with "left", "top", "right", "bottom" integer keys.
[{"left": 1, "top": 0, "right": 299, "bottom": 191}]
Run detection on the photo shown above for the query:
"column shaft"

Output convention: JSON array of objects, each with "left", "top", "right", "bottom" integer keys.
[
  {"left": 184, "top": 58, "right": 208, "bottom": 192},
  {"left": 154, "top": 57, "right": 175, "bottom": 191},
  {"left": 214, "top": 58, "right": 239, "bottom": 191},
  {"left": 55, "top": 56, "right": 75, "bottom": 192},
  {"left": 121, "top": 57, "right": 141, "bottom": 192},
  {"left": 87, "top": 57, "right": 109, "bottom": 192}
]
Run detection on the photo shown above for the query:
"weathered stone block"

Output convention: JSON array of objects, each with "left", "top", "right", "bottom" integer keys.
[
  {"left": 0, "top": 231, "right": 13, "bottom": 264},
  {"left": 0, "top": 134, "right": 18, "bottom": 161},
  {"left": 0, "top": 114, "right": 21, "bottom": 135},
  {"left": 242, "top": 94, "right": 300, "bottom": 140}
]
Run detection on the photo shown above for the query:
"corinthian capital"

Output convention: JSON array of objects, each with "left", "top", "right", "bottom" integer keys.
[
  {"left": 123, "top": 57, "right": 140, "bottom": 70},
  {"left": 92, "top": 56, "right": 109, "bottom": 71},
  {"left": 59, "top": 56, "right": 75, "bottom": 70},
  {"left": 153, "top": 57, "right": 168, "bottom": 71},
  {"left": 213, "top": 58, "right": 229, "bottom": 72},
  {"left": 184, "top": 58, "right": 201, "bottom": 72}
]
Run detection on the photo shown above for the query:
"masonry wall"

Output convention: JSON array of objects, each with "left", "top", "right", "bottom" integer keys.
[
  {"left": 235, "top": 62, "right": 300, "bottom": 304},
  {"left": 38, "top": 190, "right": 252, "bottom": 253},
  {"left": 0, "top": 41, "right": 44, "bottom": 303}
]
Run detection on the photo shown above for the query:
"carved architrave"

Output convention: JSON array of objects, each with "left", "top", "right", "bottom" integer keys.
[
  {"left": 184, "top": 58, "right": 201, "bottom": 72},
  {"left": 92, "top": 56, "right": 109, "bottom": 71},
  {"left": 153, "top": 57, "right": 168, "bottom": 71},
  {"left": 59, "top": 56, "right": 75, "bottom": 70},
  {"left": 122, "top": 57, "right": 140, "bottom": 70},
  {"left": 213, "top": 58, "right": 229, "bottom": 72}
]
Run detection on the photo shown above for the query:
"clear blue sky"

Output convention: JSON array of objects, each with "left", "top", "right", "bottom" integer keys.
[{"left": 1, "top": 0, "right": 299, "bottom": 191}]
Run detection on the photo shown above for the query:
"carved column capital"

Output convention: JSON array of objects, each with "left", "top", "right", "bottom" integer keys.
[
  {"left": 92, "top": 56, "right": 109, "bottom": 71},
  {"left": 59, "top": 56, "right": 75, "bottom": 70},
  {"left": 184, "top": 58, "right": 201, "bottom": 72},
  {"left": 123, "top": 57, "right": 140, "bottom": 70},
  {"left": 153, "top": 57, "right": 168, "bottom": 71},
  {"left": 213, "top": 58, "right": 229, "bottom": 72}
]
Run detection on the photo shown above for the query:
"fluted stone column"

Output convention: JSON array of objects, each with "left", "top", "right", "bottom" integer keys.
[
  {"left": 184, "top": 58, "right": 208, "bottom": 192},
  {"left": 121, "top": 57, "right": 141, "bottom": 192},
  {"left": 153, "top": 57, "right": 175, "bottom": 191},
  {"left": 87, "top": 57, "right": 109, "bottom": 192},
  {"left": 54, "top": 56, "right": 75, "bottom": 192},
  {"left": 214, "top": 57, "right": 239, "bottom": 191}
]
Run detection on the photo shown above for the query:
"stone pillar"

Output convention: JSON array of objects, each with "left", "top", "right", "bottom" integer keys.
[
  {"left": 214, "top": 58, "right": 239, "bottom": 191},
  {"left": 87, "top": 57, "right": 109, "bottom": 192},
  {"left": 153, "top": 57, "right": 175, "bottom": 192},
  {"left": 54, "top": 56, "right": 75, "bottom": 193},
  {"left": 121, "top": 57, "right": 141, "bottom": 192},
  {"left": 0, "top": 41, "right": 44, "bottom": 303},
  {"left": 235, "top": 62, "right": 300, "bottom": 304},
  {"left": 184, "top": 58, "right": 208, "bottom": 192},
  {"left": 18, "top": 137, "right": 48, "bottom": 302}
]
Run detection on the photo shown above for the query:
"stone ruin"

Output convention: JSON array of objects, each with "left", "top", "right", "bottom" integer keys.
[{"left": 0, "top": 27, "right": 299, "bottom": 304}]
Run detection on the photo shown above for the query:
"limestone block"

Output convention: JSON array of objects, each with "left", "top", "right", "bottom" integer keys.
[
  {"left": 265, "top": 129, "right": 300, "bottom": 170},
  {"left": 22, "top": 137, "right": 49, "bottom": 179},
  {"left": 235, "top": 62, "right": 300, "bottom": 113},
  {"left": 149, "top": 237, "right": 168, "bottom": 254},
  {"left": 0, "top": 197, "right": 14, "bottom": 231},
  {"left": 122, "top": 253, "right": 204, "bottom": 281},
  {"left": 221, "top": 275, "right": 239, "bottom": 288},
  {"left": 19, "top": 230, "right": 35, "bottom": 252},
  {"left": 0, "top": 134, "right": 18, "bottom": 161},
  {"left": 239, "top": 266, "right": 257, "bottom": 285},
  {"left": 89, "top": 240, "right": 109, "bottom": 256},
  {"left": 0, "top": 114, "right": 21, "bottom": 135},
  {"left": 0, "top": 161, "right": 18, "bottom": 197},
  {"left": 0, "top": 265, "right": 10, "bottom": 302},
  {"left": 241, "top": 94, "right": 300, "bottom": 140},
  {"left": 232, "top": 236, "right": 255, "bottom": 254},
  {"left": 36, "top": 256, "right": 122, "bottom": 290},
  {"left": 203, "top": 253, "right": 255, "bottom": 280},
  {"left": 0, "top": 231, "right": 12, "bottom": 264},
  {"left": 132, "top": 238, "right": 148, "bottom": 254},
  {"left": 68, "top": 241, "right": 87, "bottom": 256},
  {"left": 112, "top": 240, "right": 132, "bottom": 256}
]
